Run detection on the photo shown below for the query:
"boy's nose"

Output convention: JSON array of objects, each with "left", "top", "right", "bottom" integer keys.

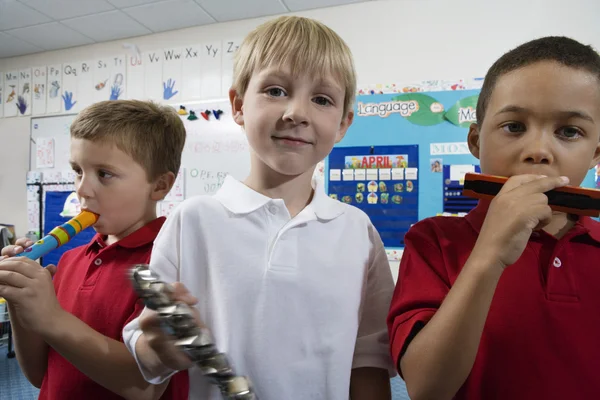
[
  {"left": 75, "top": 175, "right": 94, "bottom": 199},
  {"left": 522, "top": 131, "right": 554, "bottom": 165},
  {"left": 283, "top": 100, "right": 309, "bottom": 126}
]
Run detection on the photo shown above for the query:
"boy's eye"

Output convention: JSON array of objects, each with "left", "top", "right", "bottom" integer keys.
[
  {"left": 98, "top": 170, "right": 114, "bottom": 179},
  {"left": 502, "top": 122, "right": 526, "bottom": 133},
  {"left": 313, "top": 96, "right": 332, "bottom": 106},
  {"left": 557, "top": 126, "right": 583, "bottom": 139},
  {"left": 266, "top": 87, "right": 286, "bottom": 97}
]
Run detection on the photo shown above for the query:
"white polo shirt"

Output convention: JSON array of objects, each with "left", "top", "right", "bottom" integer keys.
[{"left": 123, "top": 175, "right": 396, "bottom": 400}]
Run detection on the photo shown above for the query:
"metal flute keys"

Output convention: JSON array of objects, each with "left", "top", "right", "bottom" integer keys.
[{"left": 129, "top": 264, "right": 258, "bottom": 400}]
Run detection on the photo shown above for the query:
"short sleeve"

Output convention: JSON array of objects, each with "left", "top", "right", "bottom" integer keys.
[
  {"left": 386, "top": 220, "right": 450, "bottom": 376},
  {"left": 122, "top": 210, "right": 183, "bottom": 384},
  {"left": 352, "top": 227, "right": 397, "bottom": 376}
]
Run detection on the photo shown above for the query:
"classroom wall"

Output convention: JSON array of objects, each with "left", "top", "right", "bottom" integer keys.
[{"left": 1, "top": 0, "right": 600, "bottom": 236}]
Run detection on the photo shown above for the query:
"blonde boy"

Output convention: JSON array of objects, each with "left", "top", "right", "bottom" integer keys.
[{"left": 124, "top": 17, "right": 395, "bottom": 399}]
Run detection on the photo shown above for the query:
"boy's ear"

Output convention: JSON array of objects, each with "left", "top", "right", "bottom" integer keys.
[
  {"left": 467, "top": 123, "right": 481, "bottom": 160},
  {"left": 229, "top": 88, "right": 244, "bottom": 127},
  {"left": 335, "top": 110, "right": 354, "bottom": 144},
  {"left": 589, "top": 141, "right": 600, "bottom": 169},
  {"left": 150, "top": 172, "right": 176, "bottom": 201}
]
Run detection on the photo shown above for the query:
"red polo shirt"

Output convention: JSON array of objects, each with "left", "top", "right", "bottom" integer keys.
[
  {"left": 39, "top": 217, "right": 189, "bottom": 400},
  {"left": 388, "top": 201, "right": 600, "bottom": 399}
]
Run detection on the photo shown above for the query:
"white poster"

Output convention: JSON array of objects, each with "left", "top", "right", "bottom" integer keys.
[
  {"left": 221, "top": 38, "right": 242, "bottom": 96},
  {"left": 46, "top": 64, "right": 62, "bottom": 114},
  {"left": 165, "top": 168, "right": 185, "bottom": 201},
  {"left": 92, "top": 58, "right": 111, "bottom": 104},
  {"left": 127, "top": 54, "right": 144, "bottom": 100},
  {"left": 200, "top": 41, "right": 222, "bottom": 99},
  {"left": 144, "top": 50, "right": 163, "bottom": 101},
  {"left": 181, "top": 44, "right": 202, "bottom": 100},
  {"left": 76, "top": 60, "right": 94, "bottom": 110},
  {"left": 4, "top": 71, "right": 18, "bottom": 117},
  {"left": 109, "top": 55, "right": 126, "bottom": 101},
  {"left": 61, "top": 62, "right": 80, "bottom": 113},
  {"left": 158, "top": 201, "right": 181, "bottom": 218},
  {"left": 17, "top": 68, "right": 32, "bottom": 116},
  {"left": 32, "top": 66, "right": 47, "bottom": 116},
  {"left": 162, "top": 47, "right": 182, "bottom": 102},
  {"left": 35, "top": 137, "right": 55, "bottom": 169}
]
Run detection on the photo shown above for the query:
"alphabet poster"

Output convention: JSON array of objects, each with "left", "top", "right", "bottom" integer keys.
[
  {"left": 4, "top": 71, "right": 18, "bottom": 117},
  {"left": 127, "top": 54, "right": 144, "bottom": 100},
  {"left": 162, "top": 47, "right": 182, "bottom": 102},
  {"left": 144, "top": 50, "right": 163, "bottom": 101},
  {"left": 18, "top": 68, "right": 32, "bottom": 116},
  {"left": 46, "top": 65, "right": 62, "bottom": 114},
  {"left": 181, "top": 45, "right": 202, "bottom": 100},
  {"left": 200, "top": 41, "right": 222, "bottom": 99},
  {"left": 32, "top": 66, "right": 47, "bottom": 116},
  {"left": 221, "top": 38, "right": 242, "bottom": 96}
]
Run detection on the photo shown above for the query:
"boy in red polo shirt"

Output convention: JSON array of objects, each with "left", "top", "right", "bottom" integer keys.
[
  {"left": 0, "top": 100, "right": 189, "bottom": 400},
  {"left": 388, "top": 36, "right": 600, "bottom": 400}
]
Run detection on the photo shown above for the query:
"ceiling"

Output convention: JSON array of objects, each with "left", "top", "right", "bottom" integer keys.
[{"left": 0, "top": 0, "right": 372, "bottom": 58}]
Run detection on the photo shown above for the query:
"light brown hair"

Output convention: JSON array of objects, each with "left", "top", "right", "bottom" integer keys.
[
  {"left": 231, "top": 16, "right": 357, "bottom": 116},
  {"left": 70, "top": 100, "right": 186, "bottom": 181}
]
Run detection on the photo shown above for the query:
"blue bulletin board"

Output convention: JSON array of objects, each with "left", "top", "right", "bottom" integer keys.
[
  {"left": 328, "top": 145, "right": 419, "bottom": 247},
  {"left": 325, "top": 85, "right": 600, "bottom": 248}
]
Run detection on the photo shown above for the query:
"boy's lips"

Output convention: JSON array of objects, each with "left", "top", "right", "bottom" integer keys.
[{"left": 272, "top": 135, "right": 312, "bottom": 145}]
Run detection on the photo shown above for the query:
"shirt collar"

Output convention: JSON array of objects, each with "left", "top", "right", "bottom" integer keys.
[
  {"left": 465, "top": 199, "right": 600, "bottom": 243},
  {"left": 215, "top": 175, "right": 345, "bottom": 221},
  {"left": 85, "top": 216, "right": 166, "bottom": 255}
]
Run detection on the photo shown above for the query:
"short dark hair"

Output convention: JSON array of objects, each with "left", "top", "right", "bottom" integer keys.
[{"left": 476, "top": 36, "right": 600, "bottom": 125}]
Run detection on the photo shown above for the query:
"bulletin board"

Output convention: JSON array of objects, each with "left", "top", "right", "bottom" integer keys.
[
  {"left": 328, "top": 82, "right": 600, "bottom": 249},
  {"left": 328, "top": 145, "right": 419, "bottom": 247},
  {"left": 326, "top": 87, "right": 484, "bottom": 231}
]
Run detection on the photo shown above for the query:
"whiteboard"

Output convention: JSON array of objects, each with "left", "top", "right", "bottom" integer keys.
[{"left": 29, "top": 100, "right": 251, "bottom": 198}]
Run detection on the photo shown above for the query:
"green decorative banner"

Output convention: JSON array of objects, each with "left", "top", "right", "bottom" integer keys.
[
  {"left": 443, "top": 94, "right": 478, "bottom": 128},
  {"left": 389, "top": 93, "right": 446, "bottom": 126},
  {"left": 359, "top": 93, "right": 480, "bottom": 128}
]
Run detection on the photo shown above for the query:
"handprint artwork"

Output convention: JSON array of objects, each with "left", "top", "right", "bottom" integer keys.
[
  {"left": 34, "top": 84, "right": 45, "bottom": 99},
  {"left": 163, "top": 78, "right": 178, "bottom": 100},
  {"left": 16, "top": 95, "right": 28, "bottom": 114},
  {"left": 109, "top": 73, "right": 123, "bottom": 100},
  {"left": 7, "top": 85, "right": 16, "bottom": 103},
  {"left": 49, "top": 81, "right": 60, "bottom": 98},
  {"left": 110, "top": 85, "right": 122, "bottom": 100},
  {"left": 62, "top": 91, "right": 77, "bottom": 111}
]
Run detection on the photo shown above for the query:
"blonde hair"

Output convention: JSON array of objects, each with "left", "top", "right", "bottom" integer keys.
[
  {"left": 232, "top": 16, "right": 357, "bottom": 116},
  {"left": 70, "top": 100, "right": 186, "bottom": 181}
]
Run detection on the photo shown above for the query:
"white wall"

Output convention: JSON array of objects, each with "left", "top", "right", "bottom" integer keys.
[{"left": 1, "top": 0, "right": 600, "bottom": 236}]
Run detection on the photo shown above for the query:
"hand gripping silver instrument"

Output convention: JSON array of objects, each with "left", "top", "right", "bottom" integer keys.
[{"left": 129, "top": 264, "right": 258, "bottom": 400}]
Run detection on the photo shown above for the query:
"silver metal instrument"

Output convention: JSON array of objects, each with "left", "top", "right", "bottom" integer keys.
[{"left": 129, "top": 264, "right": 258, "bottom": 400}]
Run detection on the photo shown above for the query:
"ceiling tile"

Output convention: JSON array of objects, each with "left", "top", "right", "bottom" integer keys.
[
  {"left": 0, "top": 0, "right": 51, "bottom": 30},
  {"left": 62, "top": 10, "right": 151, "bottom": 42},
  {"left": 283, "top": 0, "right": 366, "bottom": 12},
  {"left": 194, "top": 0, "right": 287, "bottom": 21},
  {"left": 107, "top": 0, "right": 164, "bottom": 7},
  {"left": 123, "top": 0, "right": 215, "bottom": 32},
  {"left": 0, "top": 31, "right": 44, "bottom": 57},
  {"left": 6, "top": 22, "right": 95, "bottom": 51},
  {"left": 19, "top": 0, "right": 115, "bottom": 20}
]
